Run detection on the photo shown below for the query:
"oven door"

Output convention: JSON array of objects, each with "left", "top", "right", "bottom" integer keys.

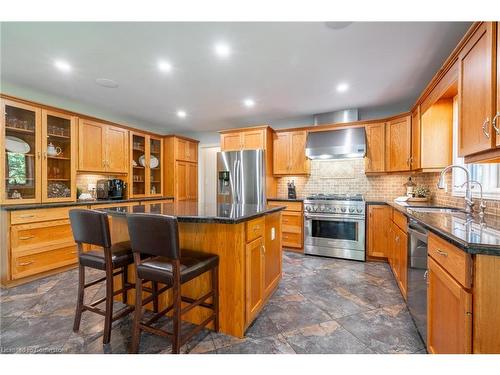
[{"left": 304, "top": 214, "right": 365, "bottom": 251}]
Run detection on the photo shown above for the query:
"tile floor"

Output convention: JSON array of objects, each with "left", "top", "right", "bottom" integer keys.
[{"left": 0, "top": 252, "right": 425, "bottom": 354}]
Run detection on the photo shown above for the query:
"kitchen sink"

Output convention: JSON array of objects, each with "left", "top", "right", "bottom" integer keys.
[{"left": 407, "top": 207, "right": 466, "bottom": 214}]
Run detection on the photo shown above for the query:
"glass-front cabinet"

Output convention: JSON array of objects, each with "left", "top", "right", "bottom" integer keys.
[
  {"left": 41, "top": 109, "right": 77, "bottom": 202},
  {"left": 129, "top": 132, "right": 163, "bottom": 198},
  {"left": 1, "top": 99, "right": 77, "bottom": 204}
]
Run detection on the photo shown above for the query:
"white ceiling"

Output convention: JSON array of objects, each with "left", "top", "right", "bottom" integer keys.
[{"left": 1, "top": 22, "right": 470, "bottom": 134}]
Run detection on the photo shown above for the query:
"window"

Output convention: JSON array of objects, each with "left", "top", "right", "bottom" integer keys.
[{"left": 451, "top": 98, "right": 500, "bottom": 199}]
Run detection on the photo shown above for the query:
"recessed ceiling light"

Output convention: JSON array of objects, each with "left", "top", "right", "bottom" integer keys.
[
  {"left": 214, "top": 42, "right": 231, "bottom": 58},
  {"left": 54, "top": 59, "right": 72, "bottom": 73},
  {"left": 95, "top": 78, "right": 119, "bottom": 88},
  {"left": 177, "top": 110, "right": 187, "bottom": 118},
  {"left": 243, "top": 98, "right": 255, "bottom": 108},
  {"left": 336, "top": 83, "right": 349, "bottom": 93},
  {"left": 158, "top": 60, "right": 172, "bottom": 73}
]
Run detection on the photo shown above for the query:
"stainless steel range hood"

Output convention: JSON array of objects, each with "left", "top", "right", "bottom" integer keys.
[{"left": 306, "top": 127, "right": 366, "bottom": 160}]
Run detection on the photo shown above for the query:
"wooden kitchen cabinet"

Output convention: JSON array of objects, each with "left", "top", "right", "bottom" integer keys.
[
  {"left": 387, "top": 209, "right": 408, "bottom": 299},
  {"left": 220, "top": 127, "right": 267, "bottom": 151},
  {"left": 129, "top": 132, "right": 163, "bottom": 198},
  {"left": 78, "top": 119, "right": 128, "bottom": 174},
  {"left": 365, "top": 123, "right": 386, "bottom": 173},
  {"left": 386, "top": 115, "right": 411, "bottom": 172},
  {"left": 245, "top": 236, "right": 264, "bottom": 324},
  {"left": 164, "top": 135, "right": 199, "bottom": 202},
  {"left": 458, "top": 22, "right": 496, "bottom": 157},
  {"left": 427, "top": 256, "right": 472, "bottom": 354},
  {"left": 273, "top": 130, "right": 309, "bottom": 175},
  {"left": 367, "top": 205, "right": 391, "bottom": 259},
  {"left": 264, "top": 211, "right": 282, "bottom": 298},
  {"left": 410, "top": 107, "right": 421, "bottom": 170},
  {"left": 267, "top": 200, "right": 304, "bottom": 250}
]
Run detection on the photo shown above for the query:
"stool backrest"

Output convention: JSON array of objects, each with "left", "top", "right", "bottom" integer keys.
[
  {"left": 126, "top": 213, "right": 180, "bottom": 259},
  {"left": 69, "top": 209, "right": 112, "bottom": 248}
]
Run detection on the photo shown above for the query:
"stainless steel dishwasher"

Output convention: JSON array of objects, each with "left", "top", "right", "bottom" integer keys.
[{"left": 407, "top": 219, "right": 428, "bottom": 345}]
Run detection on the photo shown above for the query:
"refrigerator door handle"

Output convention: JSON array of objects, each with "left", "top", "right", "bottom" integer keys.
[{"left": 235, "top": 159, "right": 241, "bottom": 203}]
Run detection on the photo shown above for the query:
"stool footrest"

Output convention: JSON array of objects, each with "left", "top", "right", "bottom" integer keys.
[{"left": 181, "top": 290, "right": 214, "bottom": 316}]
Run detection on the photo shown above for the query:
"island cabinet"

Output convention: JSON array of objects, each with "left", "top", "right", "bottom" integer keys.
[
  {"left": 273, "top": 130, "right": 310, "bottom": 175},
  {"left": 367, "top": 204, "right": 391, "bottom": 259},
  {"left": 364, "top": 123, "right": 386, "bottom": 173},
  {"left": 385, "top": 115, "right": 412, "bottom": 172},
  {"left": 163, "top": 135, "right": 199, "bottom": 202},
  {"left": 1, "top": 99, "right": 78, "bottom": 205},
  {"left": 77, "top": 118, "right": 129, "bottom": 174}
]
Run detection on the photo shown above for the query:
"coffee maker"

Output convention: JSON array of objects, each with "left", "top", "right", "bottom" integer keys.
[{"left": 96, "top": 179, "right": 126, "bottom": 200}]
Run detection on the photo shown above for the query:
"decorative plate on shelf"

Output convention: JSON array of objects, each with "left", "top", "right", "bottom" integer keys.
[
  {"left": 150, "top": 155, "right": 159, "bottom": 168},
  {"left": 138, "top": 155, "right": 146, "bottom": 167},
  {"left": 5, "top": 136, "right": 30, "bottom": 154}
]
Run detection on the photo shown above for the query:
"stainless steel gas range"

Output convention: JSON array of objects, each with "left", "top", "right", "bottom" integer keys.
[{"left": 304, "top": 194, "right": 365, "bottom": 261}]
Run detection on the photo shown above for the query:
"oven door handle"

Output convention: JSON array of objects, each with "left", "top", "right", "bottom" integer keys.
[{"left": 304, "top": 214, "right": 364, "bottom": 222}]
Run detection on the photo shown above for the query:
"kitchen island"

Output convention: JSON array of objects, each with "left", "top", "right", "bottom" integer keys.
[{"left": 98, "top": 201, "right": 285, "bottom": 338}]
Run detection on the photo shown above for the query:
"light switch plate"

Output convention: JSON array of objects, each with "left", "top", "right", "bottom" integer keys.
[{"left": 271, "top": 227, "right": 275, "bottom": 240}]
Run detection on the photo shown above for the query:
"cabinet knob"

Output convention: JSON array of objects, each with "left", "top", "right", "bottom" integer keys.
[
  {"left": 436, "top": 249, "right": 448, "bottom": 257},
  {"left": 482, "top": 118, "right": 490, "bottom": 139},
  {"left": 19, "top": 235, "right": 35, "bottom": 240},
  {"left": 492, "top": 112, "right": 500, "bottom": 135},
  {"left": 19, "top": 261, "right": 34, "bottom": 266}
]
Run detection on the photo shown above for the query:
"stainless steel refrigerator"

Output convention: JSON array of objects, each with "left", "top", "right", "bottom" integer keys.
[{"left": 217, "top": 150, "right": 265, "bottom": 205}]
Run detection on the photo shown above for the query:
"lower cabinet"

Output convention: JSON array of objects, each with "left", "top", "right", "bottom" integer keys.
[
  {"left": 367, "top": 205, "right": 392, "bottom": 258},
  {"left": 427, "top": 256, "right": 472, "bottom": 354},
  {"left": 245, "top": 236, "right": 265, "bottom": 323},
  {"left": 387, "top": 209, "right": 408, "bottom": 299},
  {"left": 267, "top": 200, "right": 303, "bottom": 250}
]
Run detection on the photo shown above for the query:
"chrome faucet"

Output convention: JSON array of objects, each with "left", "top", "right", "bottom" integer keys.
[
  {"left": 437, "top": 165, "right": 474, "bottom": 214},
  {"left": 459, "top": 180, "right": 487, "bottom": 217}
]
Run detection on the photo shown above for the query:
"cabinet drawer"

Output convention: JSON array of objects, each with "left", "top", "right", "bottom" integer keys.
[
  {"left": 11, "top": 219, "right": 75, "bottom": 255},
  {"left": 392, "top": 209, "right": 407, "bottom": 232},
  {"left": 10, "top": 207, "right": 72, "bottom": 225},
  {"left": 89, "top": 202, "right": 140, "bottom": 209},
  {"left": 12, "top": 245, "right": 78, "bottom": 280},
  {"left": 246, "top": 217, "right": 265, "bottom": 243},
  {"left": 428, "top": 232, "right": 471, "bottom": 288},
  {"left": 283, "top": 232, "right": 302, "bottom": 248},
  {"left": 282, "top": 212, "right": 302, "bottom": 229},
  {"left": 267, "top": 200, "right": 303, "bottom": 212}
]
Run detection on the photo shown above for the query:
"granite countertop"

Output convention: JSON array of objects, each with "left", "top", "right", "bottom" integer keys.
[
  {"left": 0, "top": 196, "right": 175, "bottom": 211},
  {"left": 98, "top": 201, "right": 286, "bottom": 224},
  {"left": 267, "top": 197, "right": 304, "bottom": 202},
  {"left": 371, "top": 200, "right": 500, "bottom": 256}
]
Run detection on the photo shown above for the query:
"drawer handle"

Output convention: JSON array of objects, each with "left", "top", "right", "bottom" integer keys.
[
  {"left": 19, "top": 214, "right": 35, "bottom": 218},
  {"left": 19, "top": 236, "right": 35, "bottom": 240},
  {"left": 253, "top": 226, "right": 260, "bottom": 231},
  {"left": 19, "top": 261, "right": 34, "bottom": 266},
  {"left": 436, "top": 249, "right": 448, "bottom": 257},
  {"left": 261, "top": 245, "right": 266, "bottom": 254}
]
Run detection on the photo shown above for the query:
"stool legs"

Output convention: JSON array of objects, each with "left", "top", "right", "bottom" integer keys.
[
  {"left": 212, "top": 266, "right": 219, "bottom": 332},
  {"left": 131, "top": 276, "right": 143, "bottom": 354},
  {"left": 121, "top": 266, "right": 129, "bottom": 304},
  {"left": 152, "top": 282, "right": 159, "bottom": 313},
  {"left": 103, "top": 262, "right": 114, "bottom": 345},
  {"left": 73, "top": 264, "right": 85, "bottom": 332}
]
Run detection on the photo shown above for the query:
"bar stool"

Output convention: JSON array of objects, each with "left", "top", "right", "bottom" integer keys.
[
  {"left": 126, "top": 213, "right": 220, "bottom": 354},
  {"left": 69, "top": 209, "right": 137, "bottom": 344}
]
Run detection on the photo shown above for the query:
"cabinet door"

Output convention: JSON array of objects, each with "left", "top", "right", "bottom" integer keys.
[
  {"left": 242, "top": 130, "right": 265, "bottom": 150},
  {"left": 365, "top": 123, "right": 386, "bottom": 173},
  {"left": 289, "top": 131, "right": 308, "bottom": 174},
  {"left": 411, "top": 107, "right": 421, "bottom": 170},
  {"left": 273, "top": 132, "right": 290, "bottom": 174},
  {"left": 149, "top": 136, "right": 163, "bottom": 196},
  {"left": 174, "top": 138, "right": 187, "bottom": 160},
  {"left": 1, "top": 99, "right": 42, "bottom": 204},
  {"left": 397, "top": 228, "right": 408, "bottom": 299},
  {"left": 175, "top": 161, "right": 188, "bottom": 201},
  {"left": 386, "top": 116, "right": 411, "bottom": 171},
  {"left": 221, "top": 132, "right": 242, "bottom": 151},
  {"left": 187, "top": 162, "right": 198, "bottom": 201},
  {"left": 78, "top": 119, "right": 105, "bottom": 172},
  {"left": 427, "top": 257, "right": 472, "bottom": 354},
  {"left": 130, "top": 132, "right": 147, "bottom": 197},
  {"left": 245, "top": 237, "right": 264, "bottom": 323},
  {"left": 264, "top": 213, "right": 281, "bottom": 298},
  {"left": 367, "top": 205, "right": 391, "bottom": 258},
  {"left": 388, "top": 223, "right": 396, "bottom": 271},
  {"left": 390, "top": 222, "right": 399, "bottom": 279},
  {"left": 458, "top": 22, "right": 495, "bottom": 156},
  {"left": 41, "top": 110, "right": 77, "bottom": 203},
  {"left": 105, "top": 125, "right": 128, "bottom": 173},
  {"left": 187, "top": 141, "right": 198, "bottom": 163}
]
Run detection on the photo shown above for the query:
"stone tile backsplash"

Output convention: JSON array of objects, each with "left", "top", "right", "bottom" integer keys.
[{"left": 276, "top": 158, "right": 500, "bottom": 216}]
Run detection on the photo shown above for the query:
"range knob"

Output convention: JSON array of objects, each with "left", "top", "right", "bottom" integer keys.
[
  {"left": 306, "top": 206, "right": 312, "bottom": 212},
  {"left": 325, "top": 207, "right": 332, "bottom": 212},
  {"left": 341, "top": 207, "right": 347, "bottom": 213},
  {"left": 356, "top": 208, "right": 363, "bottom": 213},
  {"left": 331, "top": 207, "right": 336, "bottom": 212},
  {"left": 349, "top": 207, "right": 355, "bottom": 213}
]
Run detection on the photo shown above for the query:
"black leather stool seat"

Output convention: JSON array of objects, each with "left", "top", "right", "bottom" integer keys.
[
  {"left": 79, "top": 241, "right": 133, "bottom": 270},
  {"left": 137, "top": 249, "right": 219, "bottom": 285}
]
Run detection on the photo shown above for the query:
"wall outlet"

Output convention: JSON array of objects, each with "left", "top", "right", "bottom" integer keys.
[{"left": 271, "top": 227, "right": 276, "bottom": 240}]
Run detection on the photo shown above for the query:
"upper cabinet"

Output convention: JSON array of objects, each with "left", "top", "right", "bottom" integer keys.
[
  {"left": 273, "top": 130, "right": 310, "bottom": 175},
  {"left": 220, "top": 127, "right": 266, "bottom": 151},
  {"left": 458, "top": 22, "right": 497, "bottom": 160},
  {"left": 129, "top": 132, "right": 163, "bottom": 198},
  {"left": 410, "top": 107, "right": 421, "bottom": 170},
  {"left": 385, "top": 115, "right": 412, "bottom": 172},
  {"left": 1, "top": 99, "right": 77, "bottom": 204},
  {"left": 365, "top": 123, "right": 386, "bottom": 173},
  {"left": 175, "top": 137, "right": 197, "bottom": 163},
  {"left": 78, "top": 119, "right": 128, "bottom": 174}
]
